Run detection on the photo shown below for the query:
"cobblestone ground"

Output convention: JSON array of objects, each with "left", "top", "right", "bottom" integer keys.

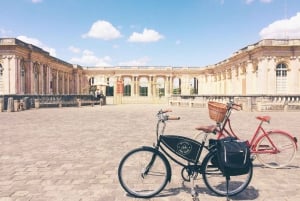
[{"left": 0, "top": 104, "right": 299, "bottom": 201}]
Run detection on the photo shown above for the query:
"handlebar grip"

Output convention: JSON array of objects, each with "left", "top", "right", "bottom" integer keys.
[
  {"left": 167, "top": 116, "right": 180, "bottom": 120},
  {"left": 232, "top": 103, "right": 242, "bottom": 111}
]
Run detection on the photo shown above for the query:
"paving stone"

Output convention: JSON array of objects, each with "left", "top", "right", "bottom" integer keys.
[{"left": 0, "top": 105, "right": 299, "bottom": 201}]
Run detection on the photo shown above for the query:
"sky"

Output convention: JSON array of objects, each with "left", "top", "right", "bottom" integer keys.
[{"left": 1, "top": 0, "right": 300, "bottom": 67}]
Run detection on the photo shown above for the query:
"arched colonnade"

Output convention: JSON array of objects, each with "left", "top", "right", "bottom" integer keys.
[{"left": 87, "top": 68, "right": 200, "bottom": 98}]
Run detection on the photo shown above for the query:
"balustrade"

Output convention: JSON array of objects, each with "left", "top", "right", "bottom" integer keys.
[
  {"left": 168, "top": 95, "right": 300, "bottom": 112},
  {"left": 0, "top": 94, "right": 103, "bottom": 112}
]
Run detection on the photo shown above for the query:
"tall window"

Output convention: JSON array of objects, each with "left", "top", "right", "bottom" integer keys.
[
  {"left": 33, "top": 63, "right": 39, "bottom": 94},
  {"left": 173, "top": 78, "right": 181, "bottom": 95},
  {"left": 0, "top": 64, "right": 3, "bottom": 95},
  {"left": 276, "top": 63, "right": 287, "bottom": 94},
  {"left": 123, "top": 77, "right": 131, "bottom": 96},
  {"left": 20, "top": 60, "right": 26, "bottom": 94},
  {"left": 139, "top": 77, "right": 148, "bottom": 96},
  {"left": 106, "top": 77, "right": 114, "bottom": 96},
  {"left": 156, "top": 77, "right": 165, "bottom": 97}
]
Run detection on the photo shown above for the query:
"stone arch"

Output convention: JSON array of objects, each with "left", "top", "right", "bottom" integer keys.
[
  {"left": 190, "top": 77, "right": 198, "bottom": 95},
  {"left": 173, "top": 77, "right": 181, "bottom": 95},
  {"left": 105, "top": 76, "right": 115, "bottom": 96},
  {"left": 139, "top": 76, "right": 149, "bottom": 96},
  {"left": 123, "top": 76, "right": 132, "bottom": 96},
  {"left": 156, "top": 77, "right": 165, "bottom": 97}
]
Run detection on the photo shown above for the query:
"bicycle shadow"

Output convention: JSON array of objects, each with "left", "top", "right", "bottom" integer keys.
[
  {"left": 253, "top": 163, "right": 300, "bottom": 169},
  {"left": 154, "top": 181, "right": 259, "bottom": 201}
]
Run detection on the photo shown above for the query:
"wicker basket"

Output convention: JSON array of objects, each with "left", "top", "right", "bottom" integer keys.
[{"left": 208, "top": 101, "right": 227, "bottom": 123}]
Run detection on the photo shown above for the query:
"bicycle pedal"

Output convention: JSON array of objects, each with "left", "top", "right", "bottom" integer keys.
[{"left": 191, "top": 188, "right": 198, "bottom": 197}]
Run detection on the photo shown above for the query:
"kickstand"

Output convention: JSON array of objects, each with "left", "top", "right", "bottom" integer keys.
[
  {"left": 191, "top": 174, "right": 199, "bottom": 200},
  {"left": 226, "top": 175, "right": 230, "bottom": 201}
]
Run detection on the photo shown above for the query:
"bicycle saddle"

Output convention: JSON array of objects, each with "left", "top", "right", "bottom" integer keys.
[
  {"left": 195, "top": 125, "right": 217, "bottom": 133},
  {"left": 256, "top": 116, "right": 271, "bottom": 122}
]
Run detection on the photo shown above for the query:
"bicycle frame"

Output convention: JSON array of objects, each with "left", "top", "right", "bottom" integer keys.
[
  {"left": 215, "top": 103, "right": 298, "bottom": 154},
  {"left": 154, "top": 111, "right": 211, "bottom": 169}
]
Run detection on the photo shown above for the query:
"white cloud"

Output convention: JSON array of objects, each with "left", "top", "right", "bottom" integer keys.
[
  {"left": 82, "top": 20, "right": 122, "bottom": 40},
  {"left": 259, "top": 12, "right": 300, "bottom": 39},
  {"left": 175, "top": 40, "right": 181, "bottom": 45},
  {"left": 68, "top": 46, "right": 81, "bottom": 54},
  {"left": 128, "top": 28, "right": 164, "bottom": 43},
  {"left": 17, "top": 35, "right": 56, "bottom": 56},
  {"left": 31, "top": 0, "right": 43, "bottom": 3},
  {"left": 118, "top": 57, "right": 150, "bottom": 66},
  {"left": 245, "top": 0, "right": 272, "bottom": 4},
  {"left": 69, "top": 50, "right": 112, "bottom": 66}
]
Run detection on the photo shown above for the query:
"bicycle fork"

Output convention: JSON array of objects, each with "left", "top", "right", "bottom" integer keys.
[{"left": 141, "top": 154, "right": 157, "bottom": 178}]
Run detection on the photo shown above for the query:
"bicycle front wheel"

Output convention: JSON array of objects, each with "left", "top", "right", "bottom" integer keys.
[
  {"left": 202, "top": 151, "right": 253, "bottom": 197},
  {"left": 118, "top": 147, "right": 170, "bottom": 198},
  {"left": 256, "top": 131, "right": 297, "bottom": 168}
]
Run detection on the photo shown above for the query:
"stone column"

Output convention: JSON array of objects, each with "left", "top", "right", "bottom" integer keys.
[
  {"left": 257, "top": 57, "right": 269, "bottom": 94},
  {"left": 130, "top": 76, "right": 134, "bottom": 96},
  {"left": 165, "top": 76, "right": 171, "bottom": 96},
  {"left": 148, "top": 76, "right": 153, "bottom": 97},
  {"left": 289, "top": 56, "right": 299, "bottom": 93}
]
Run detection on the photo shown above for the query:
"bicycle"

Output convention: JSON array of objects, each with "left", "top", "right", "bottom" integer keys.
[
  {"left": 118, "top": 109, "right": 253, "bottom": 199},
  {"left": 207, "top": 101, "right": 298, "bottom": 169}
]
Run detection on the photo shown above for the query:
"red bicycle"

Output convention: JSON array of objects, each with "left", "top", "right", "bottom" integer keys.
[{"left": 205, "top": 101, "right": 298, "bottom": 168}]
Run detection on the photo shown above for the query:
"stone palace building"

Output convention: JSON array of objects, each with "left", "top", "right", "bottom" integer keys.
[{"left": 1, "top": 38, "right": 300, "bottom": 109}]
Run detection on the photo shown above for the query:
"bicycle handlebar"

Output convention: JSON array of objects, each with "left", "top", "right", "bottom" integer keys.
[
  {"left": 157, "top": 109, "right": 180, "bottom": 121},
  {"left": 227, "top": 101, "right": 242, "bottom": 111}
]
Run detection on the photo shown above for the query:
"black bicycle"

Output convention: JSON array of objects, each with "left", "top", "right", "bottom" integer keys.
[{"left": 118, "top": 109, "right": 253, "bottom": 199}]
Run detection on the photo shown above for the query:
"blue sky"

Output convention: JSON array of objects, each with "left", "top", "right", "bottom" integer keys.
[{"left": 1, "top": 0, "right": 300, "bottom": 67}]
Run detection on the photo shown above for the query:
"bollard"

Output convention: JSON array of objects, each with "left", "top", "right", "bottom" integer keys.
[
  {"left": 0, "top": 98, "right": 4, "bottom": 112},
  {"left": 23, "top": 97, "right": 29, "bottom": 110},
  {"left": 35, "top": 99, "right": 40, "bottom": 109},
  {"left": 19, "top": 99, "right": 24, "bottom": 111},
  {"left": 7, "top": 97, "right": 14, "bottom": 112},
  {"left": 13, "top": 100, "right": 19, "bottom": 112},
  {"left": 77, "top": 98, "right": 81, "bottom": 107}
]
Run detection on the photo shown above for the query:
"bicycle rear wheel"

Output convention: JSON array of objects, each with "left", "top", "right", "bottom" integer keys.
[
  {"left": 202, "top": 151, "right": 253, "bottom": 197},
  {"left": 256, "top": 131, "right": 297, "bottom": 168},
  {"left": 118, "top": 147, "right": 170, "bottom": 198}
]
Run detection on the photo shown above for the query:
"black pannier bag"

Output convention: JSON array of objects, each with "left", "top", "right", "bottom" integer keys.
[{"left": 216, "top": 137, "right": 251, "bottom": 176}]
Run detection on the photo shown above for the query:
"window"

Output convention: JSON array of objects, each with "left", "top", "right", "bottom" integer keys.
[
  {"left": 123, "top": 77, "right": 131, "bottom": 96},
  {"left": 139, "top": 77, "right": 148, "bottom": 96},
  {"left": 0, "top": 64, "right": 3, "bottom": 76},
  {"left": 276, "top": 63, "right": 287, "bottom": 94}
]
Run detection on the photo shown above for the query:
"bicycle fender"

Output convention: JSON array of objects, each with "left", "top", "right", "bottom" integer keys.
[
  {"left": 254, "top": 130, "right": 298, "bottom": 150},
  {"left": 141, "top": 146, "right": 172, "bottom": 182},
  {"left": 269, "top": 130, "right": 298, "bottom": 149}
]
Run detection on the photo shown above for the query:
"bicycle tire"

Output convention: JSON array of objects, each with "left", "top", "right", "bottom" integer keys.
[
  {"left": 202, "top": 151, "right": 253, "bottom": 197},
  {"left": 255, "top": 131, "right": 297, "bottom": 168},
  {"left": 118, "top": 146, "right": 171, "bottom": 198}
]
